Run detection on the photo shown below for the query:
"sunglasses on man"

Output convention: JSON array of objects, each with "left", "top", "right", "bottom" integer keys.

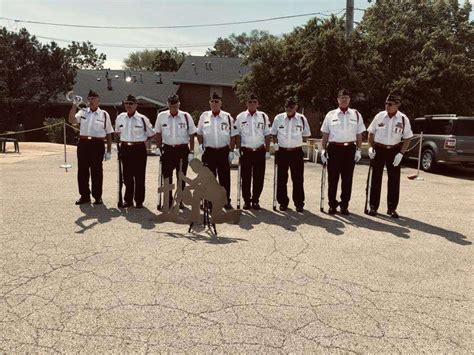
[
  {"left": 385, "top": 102, "right": 396, "bottom": 106},
  {"left": 210, "top": 99, "right": 221, "bottom": 103},
  {"left": 124, "top": 101, "right": 136, "bottom": 105}
]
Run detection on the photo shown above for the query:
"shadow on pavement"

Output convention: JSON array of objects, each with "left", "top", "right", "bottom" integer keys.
[
  {"left": 75, "top": 204, "right": 121, "bottom": 234},
  {"left": 377, "top": 214, "right": 472, "bottom": 245},
  {"left": 76, "top": 204, "right": 157, "bottom": 233},
  {"left": 159, "top": 230, "right": 247, "bottom": 244},
  {"left": 239, "top": 208, "right": 346, "bottom": 236}
]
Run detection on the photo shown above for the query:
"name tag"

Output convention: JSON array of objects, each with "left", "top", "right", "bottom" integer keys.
[
  {"left": 330, "top": 118, "right": 340, "bottom": 126},
  {"left": 178, "top": 123, "right": 187, "bottom": 129}
]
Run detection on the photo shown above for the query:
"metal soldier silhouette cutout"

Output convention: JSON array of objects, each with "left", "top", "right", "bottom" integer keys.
[{"left": 156, "top": 159, "right": 241, "bottom": 231}]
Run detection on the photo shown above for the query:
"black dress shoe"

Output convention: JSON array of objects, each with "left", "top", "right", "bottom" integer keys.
[
  {"left": 296, "top": 206, "right": 304, "bottom": 212},
  {"left": 93, "top": 198, "right": 103, "bottom": 205},
  {"left": 328, "top": 207, "right": 337, "bottom": 214},
  {"left": 340, "top": 208, "right": 350, "bottom": 215},
  {"left": 135, "top": 203, "right": 143, "bottom": 209},
  {"left": 243, "top": 202, "right": 251, "bottom": 210},
  {"left": 224, "top": 203, "right": 233, "bottom": 210},
  {"left": 75, "top": 197, "right": 91, "bottom": 205},
  {"left": 368, "top": 209, "right": 378, "bottom": 216},
  {"left": 387, "top": 210, "right": 399, "bottom": 218},
  {"left": 279, "top": 205, "right": 288, "bottom": 211},
  {"left": 121, "top": 202, "right": 133, "bottom": 208},
  {"left": 252, "top": 203, "right": 261, "bottom": 210}
]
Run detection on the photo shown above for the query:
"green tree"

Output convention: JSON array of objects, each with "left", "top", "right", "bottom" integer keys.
[
  {"left": 236, "top": 17, "right": 353, "bottom": 116},
  {"left": 352, "top": 0, "right": 474, "bottom": 117},
  {"left": 0, "top": 27, "right": 75, "bottom": 131},
  {"left": 65, "top": 41, "right": 106, "bottom": 69},
  {"left": 124, "top": 48, "right": 187, "bottom": 71},
  {"left": 207, "top": 30, "right": 278, "bottom": 58}
]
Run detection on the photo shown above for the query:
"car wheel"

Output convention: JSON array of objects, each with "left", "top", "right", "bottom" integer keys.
[{"left": 421, "top": 148, "right": 436, "bottom": 172}]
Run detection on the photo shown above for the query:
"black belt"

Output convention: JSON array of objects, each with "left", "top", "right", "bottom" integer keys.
[
  {"left": 374, "top": 142, "right": 401, "bottom": 149},
  {"left": 121, "top": 141, "right": 145, "bottom": 146},
  {"left": 79, "top": 136, "right": 105, "bottom": 141},
  {"left": 164, "top": 143, "right": 188, "bottom": 148},
  {"left": 279, "top": 147, "right": 302, "bottom": 151},
  {"left": 205, "top": 146, "right": 229, "bottom": 151},
  {"left": 328, "top": 141, "right": 355, "bottom": 147},
  {"left": 241, "top": 145, "right": 265, "bottom": 152}
]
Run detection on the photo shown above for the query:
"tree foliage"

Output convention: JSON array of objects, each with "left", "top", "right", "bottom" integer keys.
[
  {"left": 352, "top": 0, "right": 474, "bottom": 117},
  {"left": 236, "top": 17, "right": 353, "bottom": 116},
  {"left": 65, "top": 41, "right": 106, "bottom": 70},
  {"left": 123, "top": 48, "right": 187, "bottom": 71},
  {"left": 0, "top": 27, "right": 76, "bottom": 130},
  {"left": 237, "top": 0, "right": 474, "bottom": 120},
  {"left": 207, "top": 30, "right": 278, "bottom": 58}
]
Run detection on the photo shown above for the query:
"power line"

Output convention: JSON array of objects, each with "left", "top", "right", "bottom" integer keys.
[
  {"left": 0, "top": 9, "right": 344, "bottom": 30},
  {"left": 35, "top": 35, "right": 215, "bottom": 49}
]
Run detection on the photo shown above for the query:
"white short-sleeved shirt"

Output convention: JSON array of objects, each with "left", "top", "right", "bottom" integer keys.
[
  {"left": 75, "top": 107, "right": 113, "bottom": 138},
  {"left": 197, "top": 110, "right": 238, "bottom": 148},
  {"left": 154, "top": 110, "right": 197, "bottom": 145},
  {"left": 115, "top": 111, "right": 155, "bottom": 142},
  {"left": 271, "top": 112, "right": 311, "bottom": 148},
  {"left": 235, "top": 110, "right": 271, "bottom": 149},
  {"left": 321, "top": 108, "right": 366, "bottom": 143},
  {"left": 367, "top": 110, "right": 413, "bottom": 146}
]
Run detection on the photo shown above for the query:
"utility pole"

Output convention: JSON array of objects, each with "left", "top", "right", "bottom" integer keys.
[{"left": 345, "top": 0, "right": 354, "bottom": 38}]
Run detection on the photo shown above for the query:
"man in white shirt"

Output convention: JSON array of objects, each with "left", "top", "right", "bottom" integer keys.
[
  {"left": 154, "top": 94, "right": 197, "bottom": 208},
  {"left": 320, "top": 89, "right": 366, "bottom": 215},
  {"left": 235, "top": 93, "right": 271, "bottom": 210},
  {"left": 68, "top": 89, "right": 113, "bottom": 205},
  {"left": 271, "top": 97, "right": 311, "bottom": 212},
  {"left": 367, "top": 93, "right": 413, "bottom": 218},
  {"left": 196, "top": 93, "right": 237, "bottom": 210},
  {"left": 115, "top": 95, "right": 155, "bottom": 208}
]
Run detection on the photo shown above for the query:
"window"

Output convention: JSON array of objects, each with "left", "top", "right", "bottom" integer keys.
[
  {"left": 424, "top": 119, "right": 453, "bottom": 135},
  {"left": 453, "top": 119, "right": 474, "bottom": 136}
]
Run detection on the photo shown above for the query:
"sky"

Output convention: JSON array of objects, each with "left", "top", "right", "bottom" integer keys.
[{"left": 1, "top": 0, "right": 473, "bottom": 69}]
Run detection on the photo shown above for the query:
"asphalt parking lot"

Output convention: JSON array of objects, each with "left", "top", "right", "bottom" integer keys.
[{"left": 1, "top": 143, "right": 472, "bottom": 352}]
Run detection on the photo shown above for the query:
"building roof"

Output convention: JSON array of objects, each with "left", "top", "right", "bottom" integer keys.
[
  {"left": 173, "top": 56, "right": 250, "bottom": 87},
  {"left": 56, "top": 69, "right": 178, "bottom": 106}
]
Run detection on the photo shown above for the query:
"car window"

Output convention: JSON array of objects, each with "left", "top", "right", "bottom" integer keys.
[
  {"left": 425, "top": 119, "right": 453, "bottom": 135},
  {"left": 453, "top": 120, "right": 474, "bottom": 136}
]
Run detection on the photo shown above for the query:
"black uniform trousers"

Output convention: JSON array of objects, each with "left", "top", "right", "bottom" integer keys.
[
  {"left": 120, "top": 143, "right": 147, "bottom": 205},
  {"left": 276, "top": 148, "right": 305, "bottom": 208},
  {"left": 370, "top": 145, "right": 401, "bottom": 211},
  {"left": 240, "top": 147, "right": 266, "bottom": 204},
  {"left": 327, "top": 143, "right": 356, "bottom": 209},
  {"left": 202, "top": 146, "right": 231, "bottom": 203},
  {"left": 77, "top": 139, "right": 105, "bottom": 200},
  {"left": 161, "top": 144, "right": 190, "bottom": 206}
]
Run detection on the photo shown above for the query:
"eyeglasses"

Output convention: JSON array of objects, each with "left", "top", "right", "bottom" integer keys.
[
  {"left": 124, "top": 101, "right": 136, "bottom": 105},
  {"left": 247, "top": 100, "right": 258, "bottom": 103},
  {"left": 385, "top": 102, "right": 396, "bottom": 106},
  {"left": 210, "top": 100, "right": 221, "bottom": 103}
]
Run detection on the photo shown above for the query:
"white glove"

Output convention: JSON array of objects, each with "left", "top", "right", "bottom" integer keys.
[
  {"left": 393, "top": 152, "right": 403, "bottom": 167},
  {"left": 354, "top": 149, "right": 362, "bottom": 163},
  {"left": 368, "top": 147, "right": 376, "bottom": 160},
  {"left": 320, "top": 149, "right": 328, "bottom": 165},
  {"left": 273, "top": 143, "right": 279, "bottom": 151},
  {"left": 234, "top": 148, "right": 240, "bottom": 158},
  {"left": 188, "top": 152, "right": 194, "bottom": 162},
  {"left": 228, "top": 151, "right": 235, "bottom": 163},
  {"left": 154, "top": 148, "right": 162, "bottom": 156},
  {"left": 265, "top": 152, "right": 271, "bottom": 160},
  {"left": 104, "top": 152, "right": 111, "bottom": 161}
]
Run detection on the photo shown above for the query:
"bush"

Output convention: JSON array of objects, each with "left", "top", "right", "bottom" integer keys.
[{"left": 43, "top": 117, "right": 77, "bottom": 144}]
